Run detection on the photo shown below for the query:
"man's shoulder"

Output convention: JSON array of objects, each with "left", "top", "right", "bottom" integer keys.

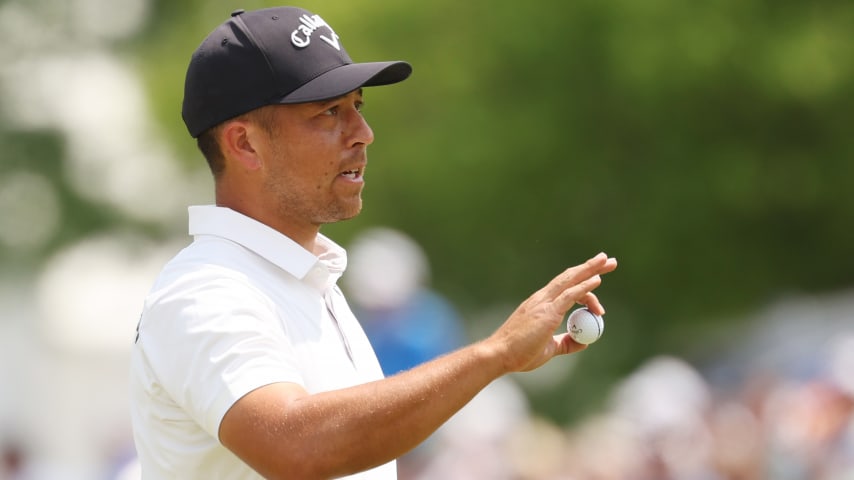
[
  {"left": 146, "top": 234, "right": 303, "bottom": 309},
  {"left": 145, "top": 238, "right": 260, "bottom": 299},
  {"left": 161, "top": 235, "right": 263, "bottom": 278}
]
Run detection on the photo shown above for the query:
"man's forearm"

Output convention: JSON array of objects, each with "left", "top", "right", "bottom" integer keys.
[{"left": 221, "top": 339, "right": 507, "bottom": 479}]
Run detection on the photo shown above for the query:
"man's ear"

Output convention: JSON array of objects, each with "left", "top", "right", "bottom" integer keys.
[{"left": 220, "top": 120, "right": 264, "bottom": 171}]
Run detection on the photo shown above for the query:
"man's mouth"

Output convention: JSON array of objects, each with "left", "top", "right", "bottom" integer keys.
[{"left": 340, "top": 168, "right": 362, "bottom": 180}]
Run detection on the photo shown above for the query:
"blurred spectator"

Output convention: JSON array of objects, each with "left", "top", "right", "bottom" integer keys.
[
  {"left": 343, "top": 227, "right": 467, "bottom": 376},
  {"left": 345, "top": 227, "right": 507, "bottom": 479}
]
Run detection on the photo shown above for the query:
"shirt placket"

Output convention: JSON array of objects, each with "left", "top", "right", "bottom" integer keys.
[{"left": 324, "top": 290, "right": 356, "bottom": 368}]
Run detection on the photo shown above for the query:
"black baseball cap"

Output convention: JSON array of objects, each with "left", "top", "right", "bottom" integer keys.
[{"left": 182, "top": 6, "right": 412, "bottom": 138}]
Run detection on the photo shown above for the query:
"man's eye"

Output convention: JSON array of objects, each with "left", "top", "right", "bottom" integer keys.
[
  {"left": 355, "top": 101, "right": 364, "bottom": 112},
  {"left": 324, "top": 106, "right": 339, "bottom": 116}
]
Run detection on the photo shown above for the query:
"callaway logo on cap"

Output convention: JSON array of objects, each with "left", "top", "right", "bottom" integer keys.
[
  {"left": 290, "top": 13, "right": 340, "bottom": 50},
  {"left": 181, "top": 6, "right": 412, "bottom": 138}
]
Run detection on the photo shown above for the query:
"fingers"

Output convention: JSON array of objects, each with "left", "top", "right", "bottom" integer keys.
[
  {"left": 542, "top": 253, "right": 617, "bottom": 314},
  {"left": 552, "top": 275, "right": 602, "bottom": 314},
  {"left": 542, "top": 253, "right": 616, "bottom": 299},
  {"left": 576, "top": 292, "right": 604, "bottom": 315}
]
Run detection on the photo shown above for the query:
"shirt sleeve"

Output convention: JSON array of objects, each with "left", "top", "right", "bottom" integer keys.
[{"left": 136, "top": 271, "right": 304, "bottom": 439}]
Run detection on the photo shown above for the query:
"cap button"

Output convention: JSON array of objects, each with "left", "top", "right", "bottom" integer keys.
[{"left": 231, "top": 9, "right": 245, "bottom": 17}]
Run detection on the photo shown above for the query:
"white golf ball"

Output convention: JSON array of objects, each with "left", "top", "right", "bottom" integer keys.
[{"left": 566, "top": 307, "right": 604, "bottom": 344}]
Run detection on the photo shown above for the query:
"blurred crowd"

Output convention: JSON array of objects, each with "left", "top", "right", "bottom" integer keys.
[
  {"left": 399, "top": 350, "right": 854, "bottom": 480},
  {"left": 342, "top": 228, "right": 854, "bottom": 480},
  {"left": 2, "top": 227, "right": 852, "bottom": 480}
]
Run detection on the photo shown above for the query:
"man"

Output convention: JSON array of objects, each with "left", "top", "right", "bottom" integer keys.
[{"left": 129, "top": 6, "right": 618, "bottom": 480}]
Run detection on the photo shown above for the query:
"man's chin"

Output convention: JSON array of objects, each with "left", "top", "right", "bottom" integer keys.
[{"left": 320, "top": 203, "right": 363, "bottom": 225}]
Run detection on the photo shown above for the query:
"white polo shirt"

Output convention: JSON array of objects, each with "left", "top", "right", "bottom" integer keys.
[{"left": 130, "top": 205, "right": 395, "bottom": 479}]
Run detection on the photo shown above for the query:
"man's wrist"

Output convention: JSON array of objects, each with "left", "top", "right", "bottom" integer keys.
[{"left": 470, "top": 338, "right": 510, "bottom": 379}]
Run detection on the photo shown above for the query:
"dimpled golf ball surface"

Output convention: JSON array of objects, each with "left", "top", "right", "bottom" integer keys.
[{"left": 567, "top": 308, "right": 604, "bottom": 344}]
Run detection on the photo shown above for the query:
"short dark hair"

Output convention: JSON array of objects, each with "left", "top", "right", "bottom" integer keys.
[
  {"left": 195, "top": 107, "right": 278, "bottom": 179},
  {"left": 196, "top": 125, "right": 226, "bottom": 178}
]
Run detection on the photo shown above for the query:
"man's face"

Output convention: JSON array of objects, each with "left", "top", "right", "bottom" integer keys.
[{"left": 257, "top": 89, "right": 374, "bottom": 228}]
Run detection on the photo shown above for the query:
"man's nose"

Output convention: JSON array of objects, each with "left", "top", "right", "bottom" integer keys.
[{"left": 347, "top": 108, "right": 374, "bottom": 147}]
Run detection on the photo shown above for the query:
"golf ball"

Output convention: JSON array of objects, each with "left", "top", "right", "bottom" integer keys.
[{"left": 566, "top": 307, "right": 604, "bottom": 344}]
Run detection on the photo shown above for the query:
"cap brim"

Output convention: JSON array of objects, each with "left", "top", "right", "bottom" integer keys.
[{"left": 278, "top": 61, "right": 412, "bottom": 104}]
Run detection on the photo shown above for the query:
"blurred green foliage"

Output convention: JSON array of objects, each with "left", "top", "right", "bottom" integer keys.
[{"left": 4, "top": 0, "right": 852, "bottom": 422}]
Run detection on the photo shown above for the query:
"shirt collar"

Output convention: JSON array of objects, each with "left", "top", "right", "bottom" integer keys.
[{"left": 187, "top": 205, "right": 347, "bottom": 291}]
